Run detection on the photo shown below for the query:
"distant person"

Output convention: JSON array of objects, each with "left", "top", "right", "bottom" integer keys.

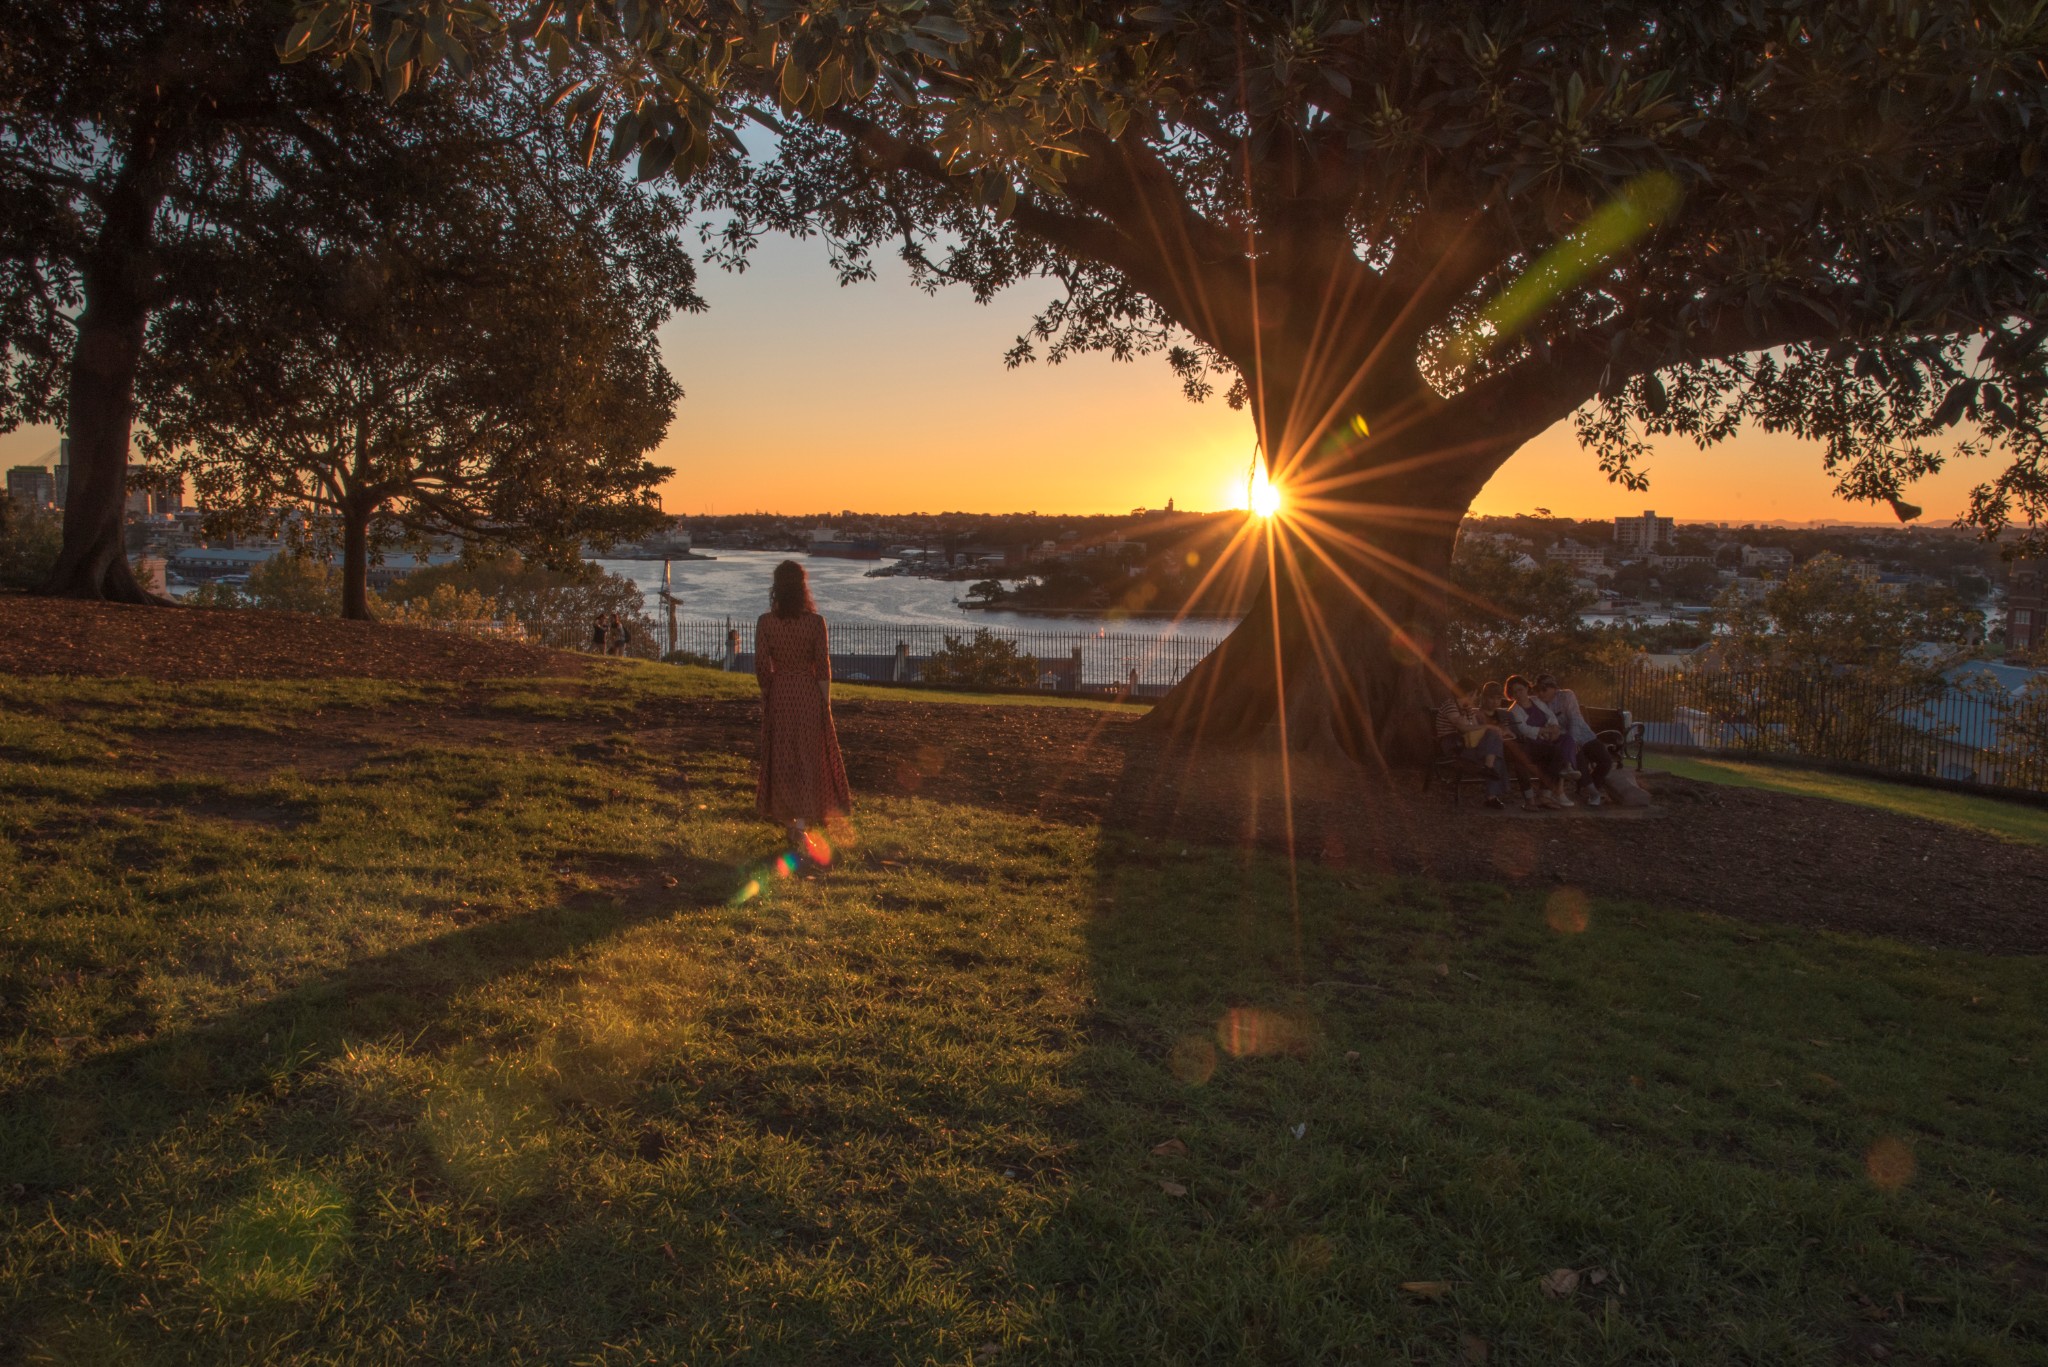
[
  {"left": 1534, "top": 673, "right": 1614, "bottom": 805},
  {"left": 590, "top": 615, "right": 608, "bottom": 653},
  {"left": 756, "top": 559, "right": 850, "bottom": 857},
  {"left": 1433, "top": 675, "right": 1508, "bottom": 808},
  {"left": 608, "top": 613, "right": 632, "bottom": 657}
]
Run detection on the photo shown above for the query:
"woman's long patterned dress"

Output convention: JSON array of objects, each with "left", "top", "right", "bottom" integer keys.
[{"left": 754, "top": 611, "right": 851, "bottom": 823}]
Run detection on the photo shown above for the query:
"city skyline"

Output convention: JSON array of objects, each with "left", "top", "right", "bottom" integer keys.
[{"left": 0, "top": 231, "right": 2007, "bottom": 524}]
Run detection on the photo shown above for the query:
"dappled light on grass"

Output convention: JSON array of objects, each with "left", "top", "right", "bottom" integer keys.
[{"left": 200, "top": 1171, "right": 352, "bottom": 1309}]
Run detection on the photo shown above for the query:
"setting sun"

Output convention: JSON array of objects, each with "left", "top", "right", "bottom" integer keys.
[{"left": 1248, "top": 462, "right": 1284, "bottom": 518}]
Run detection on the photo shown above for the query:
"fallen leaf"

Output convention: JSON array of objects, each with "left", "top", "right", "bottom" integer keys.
[
  {"left": 1435, "top": 963, "right": 1450, "bottom": 977},
  {"left": 973, "top": 1343, "right": 1002, "bottom": 1360},
  {"left": 1398, "top": 1280, "right": 1454, "bottom": 1301},
  {"left": 1291, "top": 1122, "right": 1307, "bottom": 1140},
  {"left": 1458, "top": 1332, "right": 1490, "bottom": 1364},
  {"left": 1587, "top": 1268, "right": 1607, "bottom": 1286},
  {"left": 1344, "top": 1050, "right": 1361, "bottom": 1062},
  {"left": 1150, "top": 1138, "right": 1189, "bottom": 1157},
  {"left": 1540, "top": 1267, "right": 1580, "bottom": 1298},
  {"left": 661, "top": 874, "right": 678, "bottom": 888},
  {"left": 1158, "top": 1180, "right": 1187, "bottom": 1197},
  {"left": 1461, "top": 970, "right": 1481, "bottom": 982}
]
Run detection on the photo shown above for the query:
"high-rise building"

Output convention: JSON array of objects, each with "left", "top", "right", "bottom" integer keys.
[
  {"left": 6, "top": 465, "right": 54, "bottom": 508},
  {"left": 1613, "top": 509, "right": 1675, "bottom": 558},
  {"left": 53, "top": 437, "right": 68, "bottom": 508}
]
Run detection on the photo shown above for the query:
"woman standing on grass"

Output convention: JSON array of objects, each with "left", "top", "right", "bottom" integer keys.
[{"left": 756, "top": 559, "right": 850, "bottom": 855}]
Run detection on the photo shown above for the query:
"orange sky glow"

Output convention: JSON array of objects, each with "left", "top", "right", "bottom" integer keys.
[{"left": 0, "top": 231, "right": 2000, "bottom": 524}]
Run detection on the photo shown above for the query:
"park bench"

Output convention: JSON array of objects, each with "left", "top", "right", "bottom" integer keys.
[
  {"left": 1419, "top": 706, "right": 1499, "bottom": 805},
  {"left": 1582, "top": 705, "right": 1647, "bottom": 771}
]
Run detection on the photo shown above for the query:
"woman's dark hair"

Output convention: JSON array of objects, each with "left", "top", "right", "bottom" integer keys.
[
  {"left": 1479, "top": 680, "right": 1506, "bottom": 709},
  {"left": 1453, "top": 675, "right": 1479, "bottom": 693},
  {"left": 770, "top": 559, "right": 816, "bottom": 619},
  {"left": 1503, "top": 673, "right": 1533, "bottom": 696},
  {"left": 1534, "top": 673, "right": 1560, "bottom": 691}
]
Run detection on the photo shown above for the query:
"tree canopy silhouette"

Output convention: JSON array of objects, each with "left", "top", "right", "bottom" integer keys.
[
  {"left": 137, "top": 74, "right": 693, "bottom": 619},
  {"left": 295, "top": 2, "right": 2047, "bottom": 756}
]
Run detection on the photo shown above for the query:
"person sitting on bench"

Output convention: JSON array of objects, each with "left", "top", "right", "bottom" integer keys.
[
  {"left": 1534, "top": 672, "right": 1614, "bottom": 806},
  {"left": 1501, "top": 673, "right": 1575, "bottom": 808},
  {"left": 1433, "top": 676, "right": 1508, "bottom": 809}
]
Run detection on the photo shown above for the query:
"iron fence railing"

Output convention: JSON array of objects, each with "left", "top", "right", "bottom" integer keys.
[
  {"left": 666, "top": 616, "right": 1230, "bottom": 694},
  {"left": 1577, "top": 660, "right": 2048, "bottom": 795}
]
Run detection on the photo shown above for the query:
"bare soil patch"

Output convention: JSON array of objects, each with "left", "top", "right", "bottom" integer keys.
[{"left": 0, "top": 593, "right": 584, "bottom": 682}]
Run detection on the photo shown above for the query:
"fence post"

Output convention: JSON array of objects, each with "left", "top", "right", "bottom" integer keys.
[
  {"left": 724, "top": 627, "right": 740, "bottom": 671},
  {"left": 893, "top": 641, "right": 910, "bottom": 683},
  {"left": 1069, "top": 645, "right": 1083, "bottom": 693}
]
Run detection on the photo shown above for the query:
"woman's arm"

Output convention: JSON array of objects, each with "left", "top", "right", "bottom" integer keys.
[{"left": 754, "top": 616, "right": 772, "bottom": 689}]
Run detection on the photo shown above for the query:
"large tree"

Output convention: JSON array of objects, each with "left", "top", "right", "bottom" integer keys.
[
  {"left": 137, "top": 76, "right": 693, "bottom": 619},
  {"left": 0, "top": 1, "right": 396, "bottom": 601},
  {"left": 294, "top": 1, "right": 2048, "bottom": 759}
]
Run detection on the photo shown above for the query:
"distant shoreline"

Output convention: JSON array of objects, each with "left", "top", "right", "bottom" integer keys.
[{"left": 960, "top": 602, "right": 1230, "bottom": 620}]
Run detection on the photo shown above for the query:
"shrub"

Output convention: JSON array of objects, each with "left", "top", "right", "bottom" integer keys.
[
  {"left": 921, "top": 630, "right": 1040, "bottom": 689},
  {"left": 0, "top": 502, "right": 62, "bottom": 590}
]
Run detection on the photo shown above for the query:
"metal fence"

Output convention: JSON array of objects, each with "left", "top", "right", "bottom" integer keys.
[
  {"left": 1577, "top": 660, "right": 2048, "bottom": 795},
  {"left": 666, "top": 616, "right": 1230, "bottom": 693}
]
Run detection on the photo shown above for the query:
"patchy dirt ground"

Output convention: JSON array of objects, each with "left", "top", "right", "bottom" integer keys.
[
  {"left": 0, "top": 593, "right": 585, "bottom": 682},
  {"left": 6, "top": 596, "right": 2044, "bottom": 953}
]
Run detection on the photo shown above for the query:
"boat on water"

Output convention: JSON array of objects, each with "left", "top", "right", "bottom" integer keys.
[{"left": 807, "top": 540, "right": 884, "bottom": 560}]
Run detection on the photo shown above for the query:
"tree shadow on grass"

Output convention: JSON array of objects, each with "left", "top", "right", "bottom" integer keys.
[
  {"left": 0, "top": 849, "right": 733, "bottom": 1198},
  {"left": 994, "top": 740, "right": 2048, "bottom": 1365}
]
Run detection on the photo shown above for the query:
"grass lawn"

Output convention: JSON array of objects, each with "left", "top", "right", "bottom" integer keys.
[
  {"left": 2, "top": 669, "right": 2044, "bottom": 1364},
  {"left": 1656, "top": 753, "right": 2048, "bottom": 849}
]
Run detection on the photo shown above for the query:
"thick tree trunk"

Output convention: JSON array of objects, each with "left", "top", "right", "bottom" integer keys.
[
  {"left": 340, "top": 501, "right": 373, "bottom": 621},
  {"left": 1147, "top": 369, "right": 1538, "bottom": 766},
  {"left": 40, "top": 270, "right": 158, "bottom": 602},
  {"left": 39, "top": 154, "right": 168, "bottom": 604},
  {"left": 1148, "top": 488, "right": 1475, "bottom": 767}
]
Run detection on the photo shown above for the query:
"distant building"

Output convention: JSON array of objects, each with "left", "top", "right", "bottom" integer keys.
[
  {"left": 1649, "top": 553, "right": 1715, "bottom": 572},
  {"left": 1741, "top": 544, "right": 1794, "bottom": 573},
  {"left": 54, "top": 438, "right": 69, "bottom": 508},
  {"left": 1613, "top": 510, "right": 1675, "bottom": 558},
  {"left": 2003, "top": 562, "right": 2042, "bottom": 658},
  {"left": 6, "top": 465, "right": 54, "bottom": 509},
  {"left": 1545, "top": 539, "right": 1610, "bottom": 574}
]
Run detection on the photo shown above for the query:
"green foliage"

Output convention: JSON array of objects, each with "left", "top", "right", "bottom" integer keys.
[
  {"left": 0, "top": 671, "right": 2043, "bottom": 1360},
  {"left": 0, "top": 501, "right": 62, "bottom": 590},
  {"left": 385, "top": 553, "right": 652, "bottom": 655},
  {"left": 1445, "top": 539, "right": 1613, "bottom": 680},
  {"left": 243, "top": 553, "right": 344, "bottom": 614},
  {"left": 135, "top": 66, "right": 694, "bottom": 615},
  {"left": 964, "top": 578, "right": 1006, "bottom": 604},
  {"left": 1681, "top": 554, "right": 1984, "bottom": 768},
  {"left": 919, "top": 628, "right": 1041, "bottom": 689}
]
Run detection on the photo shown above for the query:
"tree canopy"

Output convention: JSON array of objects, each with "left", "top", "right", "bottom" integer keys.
[
  {"left": 136, "top": 71, "right": 694, "bottom": 618},
  {"left": 288, "top": 1, "right": 2048, "bottom": 754}
]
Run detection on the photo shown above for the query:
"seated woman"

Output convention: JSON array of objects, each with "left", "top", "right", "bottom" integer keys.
[
  {"left": 1500, "top": 673, "right": 1575, "bottom": 808},
  {"left": 1433, "top": 676, "right": 1509, "bottom": 808}
]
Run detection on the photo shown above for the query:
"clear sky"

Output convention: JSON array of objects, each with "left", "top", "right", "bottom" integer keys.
[{"left": 0, "top": 229, "right": 2000, "bottom": 523}]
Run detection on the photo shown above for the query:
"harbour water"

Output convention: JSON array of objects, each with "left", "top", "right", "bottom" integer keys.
[{"left": 596, "top": 549, "right": 1242, "bottom": 643}]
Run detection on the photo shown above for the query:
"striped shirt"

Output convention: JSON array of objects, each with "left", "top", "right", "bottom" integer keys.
[{"left": 1435, "top": 697, "right": 1482, "bottom": 738}]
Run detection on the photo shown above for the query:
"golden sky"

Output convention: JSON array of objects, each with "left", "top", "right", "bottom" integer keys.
[
  {"left": 658, "top": 234, "right": 1995, "bottom": 522},
  {"left": 0, "top": 230, "right": 1997, "bottom": 524}
]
